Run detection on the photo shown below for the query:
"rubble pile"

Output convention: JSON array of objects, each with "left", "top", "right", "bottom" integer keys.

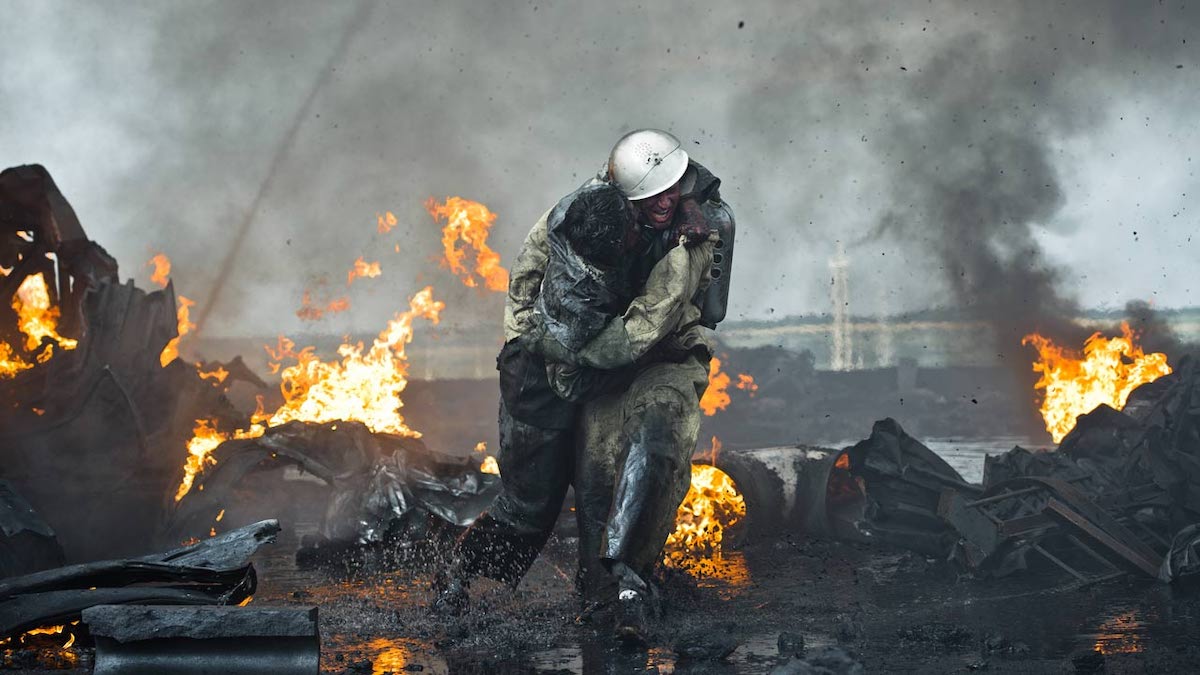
[
  {"left": 1, "top": 520, "right": 277, "bottom": 642},
  {"left": 837, "top": 357, "right": 1200, "bottom": 585}
]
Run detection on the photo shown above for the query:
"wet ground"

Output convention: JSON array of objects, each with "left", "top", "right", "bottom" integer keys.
[
  {"left": 247, "top": 520, "right": 1200, "bottom": 674},
  {"left": 7, "top": 440, "right": 1200, "bottom": 673}
]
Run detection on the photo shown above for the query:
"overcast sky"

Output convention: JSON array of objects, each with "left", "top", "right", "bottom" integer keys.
[{"left": 2, "top": 1, "right": 1197, "bottom": 339}]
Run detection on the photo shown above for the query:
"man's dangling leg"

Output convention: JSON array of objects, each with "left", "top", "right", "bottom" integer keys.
[{"left": 435, "top": 399, "right": 574, "bottom": 611}]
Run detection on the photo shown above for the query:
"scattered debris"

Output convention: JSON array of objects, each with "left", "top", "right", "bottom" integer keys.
[
  {"left": 843, "top": 419, "right": 980, "bottom": 556},
  {"left": 0, "top": 519, "right": 277, "bottom": 639}
]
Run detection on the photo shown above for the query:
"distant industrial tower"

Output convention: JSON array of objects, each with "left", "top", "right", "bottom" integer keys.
[{"left": 829, "top": 241, "right": 854, "bottom": 371}]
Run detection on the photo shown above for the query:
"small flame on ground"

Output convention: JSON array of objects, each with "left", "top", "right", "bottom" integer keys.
[
  {"left": 347, "top": 256, "right": 382, "bottom": 286},
  {"left": 147, "top": 253, "right": 171, "bottom": 288},
  {"left": 6, "top": 622, "right": 79, "bottom": 654},
  {"left": 425, "top": 197, "right": 509, "bottom": 291},
  {"left": 665, "top": 464, "right": 746, "bottom": 565},
  {"left": 1023, "top": 321, "right": 1172, "bottom": 443},
  {"left": 160, "top": 295, "right": 195, "bottom": 367},
  {"left": 377, "top": 211, "right": 398, "bottom": 234}
]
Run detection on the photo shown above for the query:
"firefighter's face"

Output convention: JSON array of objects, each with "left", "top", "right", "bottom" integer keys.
[{"left": 633, "top": 181, "right": 681, "bottom": 230}]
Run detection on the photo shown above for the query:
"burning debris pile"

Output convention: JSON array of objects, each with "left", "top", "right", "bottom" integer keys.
[
  {"left": 168, "top": 420, "right": 499, "bottom": 561},
  {"left": 0, "top": 165, "right": 244, "bottom": 561},
  {"left": 722, "top": 323, "right": 1200, "bottom": 588}
]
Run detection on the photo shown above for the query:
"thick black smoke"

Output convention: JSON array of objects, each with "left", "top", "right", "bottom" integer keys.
[
  {"left": 732, "top": 1, "right": 1198, "bottom": 359},
  {"left": 2, "top": 1, "right": 1197, "bottom": 353}
]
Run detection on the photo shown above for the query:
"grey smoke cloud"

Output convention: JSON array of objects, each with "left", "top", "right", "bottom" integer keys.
[{"left": 2, "top": 1, "right": 1197, "bottom": 347}]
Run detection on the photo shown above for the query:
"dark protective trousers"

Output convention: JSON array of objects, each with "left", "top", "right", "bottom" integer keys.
[{"left": 452, "top": 355, "right": 709, "bottom": 595}]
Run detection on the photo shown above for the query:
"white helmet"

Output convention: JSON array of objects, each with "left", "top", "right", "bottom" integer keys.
[{"left": 607, "top": 129, "right": 689, "bottom": 201}]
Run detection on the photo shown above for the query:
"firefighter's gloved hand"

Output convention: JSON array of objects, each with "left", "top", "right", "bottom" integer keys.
[
  {"left": 519, "top": 321, "right": 580, "bottom": 366},
  {"left": 675, "top": 199, "right": 714, "bottom": 246},
  {"left": 577, "top": 317, "right": 635, "bottom": 369}
]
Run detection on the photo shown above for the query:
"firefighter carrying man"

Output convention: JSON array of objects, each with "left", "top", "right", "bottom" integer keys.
[{"left": 434, "top": 129, "right": 735, "bottom": 642}]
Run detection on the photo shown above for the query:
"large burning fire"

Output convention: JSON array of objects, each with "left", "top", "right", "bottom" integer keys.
[
  {"left": 175, "top": 288, "right": 444, "bottom": 501},
  {"left": 425, "top": 197, "right": 509, "bottom": 292},
  {"left": 1024, "top": 321, "right": 1172, "bottom": 443},
  {"left": 177, "top": 197, "right": 510, "bottom": 503}
]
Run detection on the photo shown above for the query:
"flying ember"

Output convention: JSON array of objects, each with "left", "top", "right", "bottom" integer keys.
[
  {"left": 296, "top": 290, "right": 350, "bottom": 321},
  {"left": 377, "top": 210, "right": 398, "bottom": 234},
  {"left": 147, "top": 253, "right": 171, "bottom": 288},
  {"left": 1023, "top": 321, "right": 1172, "bottom": 443},
  {"left": 347, "top": 256, "right": 382, "bottom": 286}
]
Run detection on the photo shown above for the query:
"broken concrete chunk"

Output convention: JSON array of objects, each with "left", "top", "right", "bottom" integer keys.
[
  {"left": 82, "top": 604, "right": 318, "bottom": 642},
  {"left": 85, "top": 605, "right": 319, "bottom": 674}
]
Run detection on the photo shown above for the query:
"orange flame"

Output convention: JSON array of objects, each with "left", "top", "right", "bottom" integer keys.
[
  {"left": 474, "top": 441, "right": 500, "bottom": 474},
  {"left": 268, "top": 287, "right": 442, "bottom": 432},
  {"left": 175, "top": 418, "right": 266, "bottom": 501},
  {"left": 735, "top": 373, "right": 758, "bottom": 396},
  {"left": 700, "top": 357, "right": 732, "bottom": 416},
  {"left": 347, "top": 256, "right": 381, "bottom": 286},
  {"left": 480, "top": 456, "right": 499, "bottom": 475},
  {"left": 699, "top": 435, "right": 723, "bottom": 464},
  {"left": 665, "top": 464, "right": 746, "bottom": 562},
  {"left": 147, "top": 253, "right": 171, "bottom": 288},
  {"left": 160, "top": 295, "right": 195, "bottom": 367},
  {"left": 14, "top": 272, "right": 78, "bottom": 354},
  {"left": 425, "top": 197, "right": 509, "bottom": 292},
  {"left": 296, "top": 290, "right": 350, "bottom": 321},
  {"left": 176, "top": 288, "right": 444, "bottom": 501},
  {"left": 1023, "top": 321, "right": 1172, "bottom": 443},
  {"left": 0, "top": 342, "right": 32, "bottom": 379},
  {"left": 3, "top": 272, "right": 77, "bottom": 374},
  {"left": 377, "top": 211, "right": 398, "bottom": 234},
  {"left": 197, "top": 364, "right": 229, "bottom": 385}
]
